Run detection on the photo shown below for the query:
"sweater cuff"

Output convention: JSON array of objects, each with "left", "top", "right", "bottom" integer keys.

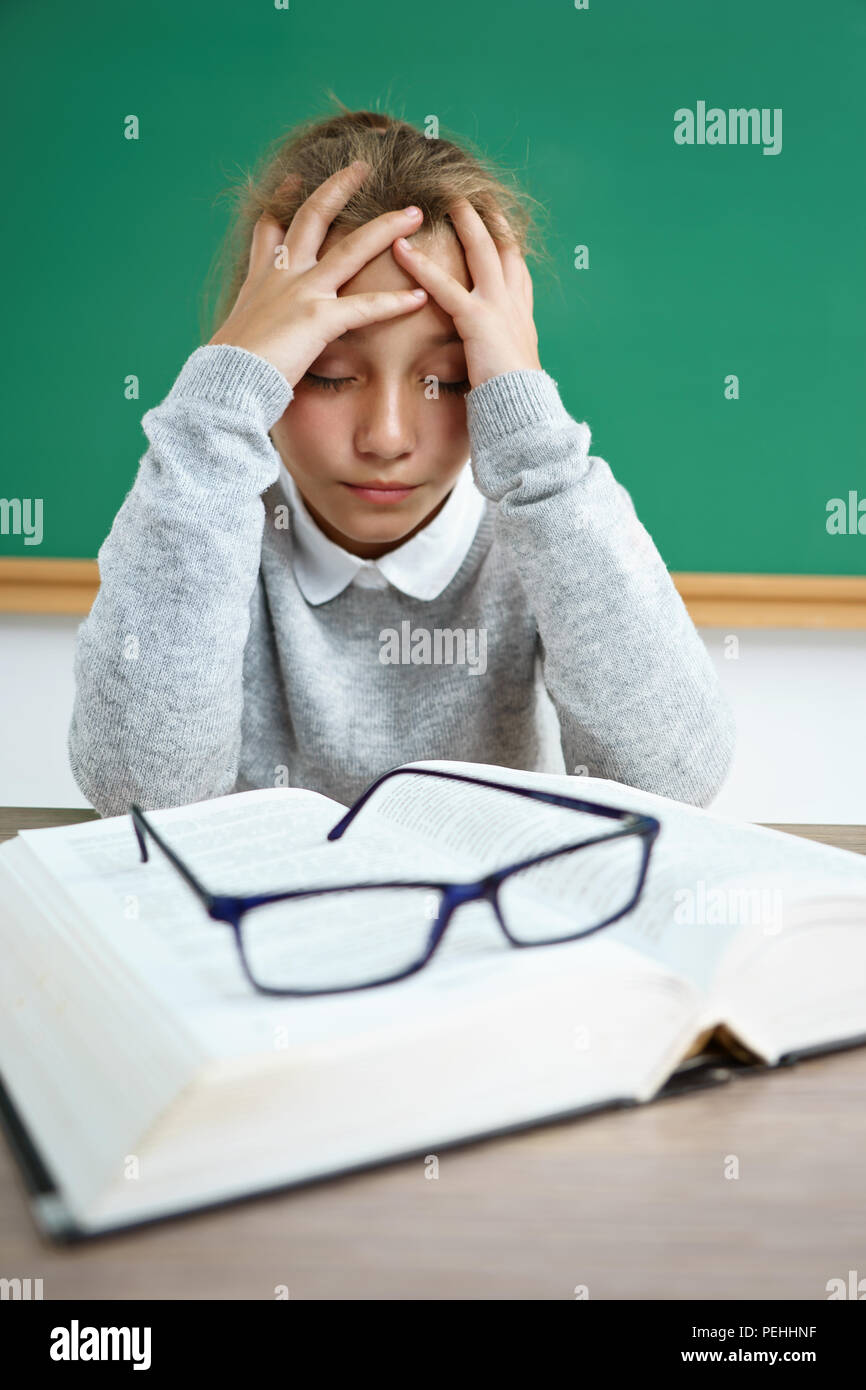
[
  {"left": 168, "top": 344, "right": 293, "bottom": 430},
  {"left": 465, "top": 368, "right": 573, "bottom": 446}
]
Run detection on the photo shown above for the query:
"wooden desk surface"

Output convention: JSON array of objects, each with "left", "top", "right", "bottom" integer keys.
[{"left": 1, "top": 808, "right": 865, "bottom": 1300}]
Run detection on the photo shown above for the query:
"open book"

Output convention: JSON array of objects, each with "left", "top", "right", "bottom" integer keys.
[{"left": 2, "top": 757, "right": 866, "bottom": 1241}]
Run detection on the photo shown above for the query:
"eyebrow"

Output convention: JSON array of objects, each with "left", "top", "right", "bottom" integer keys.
[{"left": 334, "top": 328, "right": 463, "bottom": 345}]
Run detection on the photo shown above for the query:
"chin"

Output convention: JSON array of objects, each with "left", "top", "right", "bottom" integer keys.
[{"left": 339, "top": 513, "right": 418, "bottom": 542}]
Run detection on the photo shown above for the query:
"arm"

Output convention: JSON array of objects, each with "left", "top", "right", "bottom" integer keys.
[
  {"left": 465, "top": 368, "right": 736, "bottom": 807},
  {"left": 69, "top": 171, "right": 441, "bottom": 819},
  {"left": 68, "top": 344, "right": 292, "bottom": 817}
]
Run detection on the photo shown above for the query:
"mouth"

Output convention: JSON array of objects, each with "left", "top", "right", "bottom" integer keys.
[{"left": 340, "top": 481, "right": 420, "bottom": 505}]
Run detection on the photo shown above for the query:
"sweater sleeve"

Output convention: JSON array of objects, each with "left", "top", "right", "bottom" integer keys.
[
  {"left": 68, "top": 344, "right": 293, "bottom": 818},
  {"left": 465, "top": 368, "right": 736, "bottom": 807}
]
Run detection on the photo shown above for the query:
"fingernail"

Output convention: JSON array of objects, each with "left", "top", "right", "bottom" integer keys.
[{"left": 404, "top": 206, "right": 421, "bottom": 217}]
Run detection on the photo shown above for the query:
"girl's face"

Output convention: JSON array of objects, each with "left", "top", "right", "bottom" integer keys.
[{"left": 269, "top": 225, "right": 473, "bottom": 560}]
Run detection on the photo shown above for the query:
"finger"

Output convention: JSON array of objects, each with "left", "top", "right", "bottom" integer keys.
[
  {"left": 284, "top": 161, "right": 373, "bottom": 266},
  {"left": 321, "top": 288, "right": 428, "bottom": 337},
  {"left": 485, "top": 206, "right": 514, "bottom": 242},
  {"left": 445, "top": 199, "right": 505, "bottom": 296},
  {"left": 484, "top": 206, "right": 529, "bottom": 301},
  {"left": 390, "top": 234, "right": 473, "bottom": 319},
  {"left": 520, "top": 259, "right": 535, "bottom": 315},
  {"left": 248, "top": 211, "right": 289, "bottom": 278}
]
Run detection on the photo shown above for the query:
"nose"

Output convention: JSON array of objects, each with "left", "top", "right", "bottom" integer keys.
[{"left": 354, "top": 381, "right": 418, "bottom": 460}]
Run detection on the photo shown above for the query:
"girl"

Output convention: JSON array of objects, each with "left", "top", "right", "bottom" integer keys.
[{"left": 68, "top": 108, "right": 735, "bottom": 818}]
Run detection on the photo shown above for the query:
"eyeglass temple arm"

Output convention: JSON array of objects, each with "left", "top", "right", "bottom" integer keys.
[
  {"left": 326, "top": 765, "right": 646, "bottom": 842},
  {"left": 129, "top": 803, "right": 215, "bottom": 907}
]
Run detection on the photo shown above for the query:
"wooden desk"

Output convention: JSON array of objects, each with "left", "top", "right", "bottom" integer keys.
[{"left": 1, "top": 808, "right": 864, "bottom": 1300}]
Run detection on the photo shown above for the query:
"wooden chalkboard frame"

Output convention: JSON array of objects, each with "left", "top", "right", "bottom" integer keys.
[{"left": 1, "top": 558, "right": 864, "bottom": 628}]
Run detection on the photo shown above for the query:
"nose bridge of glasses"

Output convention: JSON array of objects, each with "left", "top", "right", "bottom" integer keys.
[
  {"left": 440, "top": 875, "right": 498, "bottom": 910},
  {"left": 435, "top": 877, "right": 504, "bottom": 938},
  {"left": 432, "top": 877, "right": 509, "bottom": 954},
  {"left": 207, "top": 894, "right": 245, "bottom": 927}
]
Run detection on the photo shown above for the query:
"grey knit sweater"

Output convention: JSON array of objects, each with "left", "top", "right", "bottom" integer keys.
[{"left": 68, "top": 344, "right": 736, "bottom": 818}]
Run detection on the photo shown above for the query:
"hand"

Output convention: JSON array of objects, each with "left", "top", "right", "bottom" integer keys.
[
  {"left": 207, "top": 163, "right": 429, "bottom": 389},
  {"left": 390, "top": 198, "right": 543, "bottom": 389}
]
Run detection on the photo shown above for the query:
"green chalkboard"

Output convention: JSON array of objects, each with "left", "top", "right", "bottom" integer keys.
[{"left": 2, "top": 0, "right": 864, "bottom": 573}]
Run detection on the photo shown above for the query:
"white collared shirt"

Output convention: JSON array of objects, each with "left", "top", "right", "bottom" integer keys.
[{"left": 277, "top": 461, "right": 487, "bottom": 604}]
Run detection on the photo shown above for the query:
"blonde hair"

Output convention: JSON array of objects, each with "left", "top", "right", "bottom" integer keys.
[{"left": 200, "top": 96, "right": 553, "bottom": 343}]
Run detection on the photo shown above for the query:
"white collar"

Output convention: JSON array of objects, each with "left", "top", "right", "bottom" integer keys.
[{"left": 277, "top": 461, "right": 486, "bottom": 604}]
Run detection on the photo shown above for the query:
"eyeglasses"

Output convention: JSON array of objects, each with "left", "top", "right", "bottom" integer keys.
[{"left": 129, "top": 766, "right": 661, "bottom": 996}]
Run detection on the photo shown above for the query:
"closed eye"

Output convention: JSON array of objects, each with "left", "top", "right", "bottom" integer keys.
[
  {"left": 303, "top": 373, "right": 352, "bottom": 391},
  {"left": 303, "top": 373, "right": 470, "bottom": 395}
]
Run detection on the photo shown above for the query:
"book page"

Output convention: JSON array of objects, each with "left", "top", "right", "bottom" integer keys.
[
  {"left": 699, "top": 884, "right": 866, "bottom": 1062},
  {"left": 359, "top": 760, "right": 866, "bottom": 994},
  {"left": 14, "top": 786, "right": 696, "bottom": 1068},
  {"left": 17, "top": 763, "right": 865, "bottom": 1074}
]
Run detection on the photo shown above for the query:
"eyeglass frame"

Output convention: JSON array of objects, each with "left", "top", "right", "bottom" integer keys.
[{"left": 129, "top": 765, "right": 661, "bottom": 998}]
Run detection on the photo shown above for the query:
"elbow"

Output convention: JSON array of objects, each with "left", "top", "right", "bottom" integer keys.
[
  {"left": 67, "top": 707, "right": 153, "bottom": 821},
  {"left": 671, "top": 687, "right": 737, "bottom": 809},
  {"left": 67, "top": 708, "right": 238, "bottom": 819},
  {"left": 611, "top": 682, "right": 737, "bottom": 810},
  {"left": 67, "top": 722, "right": 125, "bottom": 820}
]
